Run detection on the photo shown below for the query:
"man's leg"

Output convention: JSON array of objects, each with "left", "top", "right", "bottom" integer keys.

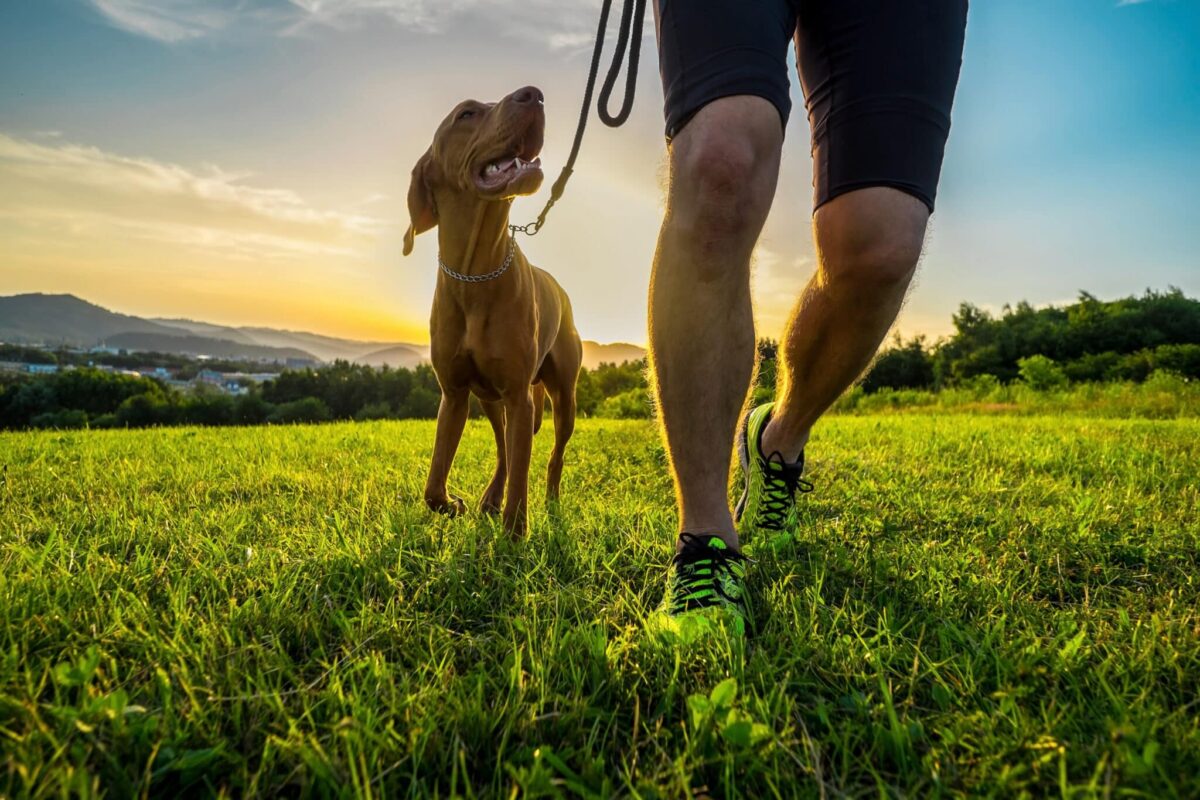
[
  {"left": 759, "top": 187, "right": 929, "bottom": 461},
  {"left": 649, "top": 95, "right": 783, "bottom": 549}
]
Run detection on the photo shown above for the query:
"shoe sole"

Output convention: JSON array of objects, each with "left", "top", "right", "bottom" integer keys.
[{"left": 733, "top": 411, "right": 753, "bottom": 525}]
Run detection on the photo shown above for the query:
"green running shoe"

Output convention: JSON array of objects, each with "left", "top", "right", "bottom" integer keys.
[
  {"left": 653, "top": 533, "right": 749, "bottom": 640},
  {"left": 735, "top": 402, "right": 812, "bottom": 543}
]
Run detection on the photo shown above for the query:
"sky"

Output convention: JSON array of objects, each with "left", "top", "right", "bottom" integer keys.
[{"left": 1, "top": 0, "right": 1197, "bottom": 345}]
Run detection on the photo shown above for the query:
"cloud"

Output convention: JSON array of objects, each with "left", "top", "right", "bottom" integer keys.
[
  {"left": 86, "top": 0, "right": 244, "bottom": 42},
  {"left": 0, "top": 132, "right": 384, "bottom": 262},
  {"left": 284, "top": 0, "right": 478, "bottom": 33},
  {"left": 86, "top": 0, "right": 614, "bottom": 50}
]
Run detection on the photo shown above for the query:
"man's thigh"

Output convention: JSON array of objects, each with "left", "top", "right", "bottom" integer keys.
[
  {"left": 795, "top": 0, "right": 968, "bottom": 214},
  {"left": 655, "top": 0, "right": 796, "bottom": 140}
]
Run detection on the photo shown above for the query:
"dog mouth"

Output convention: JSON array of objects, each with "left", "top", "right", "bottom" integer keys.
[{"left": 476, "top": 151, "right": 543, "bottom": 192}]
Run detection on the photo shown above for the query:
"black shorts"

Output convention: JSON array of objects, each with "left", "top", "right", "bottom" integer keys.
[{"left": 656, "top": 0, "right": 968, "bottom": 212}]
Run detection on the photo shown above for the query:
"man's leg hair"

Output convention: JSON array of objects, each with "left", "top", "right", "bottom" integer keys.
[
  {"left": 760, "top": 187, "right": 930, "bottom": 461},
  {"left": 648, "top": 95, "right": 785, "bottom": 548}
]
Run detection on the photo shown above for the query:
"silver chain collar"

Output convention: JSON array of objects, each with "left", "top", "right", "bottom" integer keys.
[{"left": 437, "top": 235, "right": 515, "bottom": 283}]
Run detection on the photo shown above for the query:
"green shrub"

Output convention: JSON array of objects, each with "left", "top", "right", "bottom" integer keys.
[
  {"left": 1018, "top": 355, "right": 1068, "bottom": 391},
  {"left": 355, "top": 401, "right": 394, "bottom": 421},
  {"left": 30, "top": 409, "right": 88, "bottom": 430},
  {"left": 268, "top": 397, "right": 331, "bottom": 424},
  {"left": 115, "top": 393, "right": 173, "bottom": 428},
  {"left": 232, "top": 394, "right": 273, "bottom": 425},
  {"left": 597, "top": 388, "right": 653, "bottom": 419}
]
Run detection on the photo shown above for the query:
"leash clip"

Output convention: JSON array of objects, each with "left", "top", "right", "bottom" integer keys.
[{"left": 508, "top": 221, "right": 541, "bottom": 236}]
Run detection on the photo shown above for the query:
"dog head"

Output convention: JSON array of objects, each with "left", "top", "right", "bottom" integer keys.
[{"left": 403, "top": 85, "right": 546, "bottom": 255}]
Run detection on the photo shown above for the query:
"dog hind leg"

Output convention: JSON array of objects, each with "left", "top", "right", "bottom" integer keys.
[
  {"left": 545, "top": 386, "right": 576, "bottom": 503},
  {"left": 501, "top": 389, "right": 535, "bottom": 536},
  {"left": 531, "top": 382, "right": 546, "bottom": 435},
  {"left": 480, "top": 399, "right": 506, "bottom": 514}
]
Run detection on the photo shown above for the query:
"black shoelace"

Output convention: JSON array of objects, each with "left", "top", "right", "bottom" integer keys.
[
  {"left": 757, "top": 452, "right": 814, "bottom": 531},
  {"left": 669, "top": 533, "right": 746, "bottom": 614}
]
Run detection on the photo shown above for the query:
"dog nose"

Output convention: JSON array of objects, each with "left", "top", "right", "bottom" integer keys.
[{"left": 511, "top": 86, "right": 544, "bottom": 106}]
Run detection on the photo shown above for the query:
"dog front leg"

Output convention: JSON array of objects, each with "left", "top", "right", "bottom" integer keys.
[
  {"left": 425, "top": 390, "right": 469, "bottom": 515},
  {"left": 501, "top": 389, "right": 535, "bottom": 535}
]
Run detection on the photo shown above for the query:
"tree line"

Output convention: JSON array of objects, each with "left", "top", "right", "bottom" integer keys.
[
  {"left": 2, "top": 288, "right": 1196, "bottom": 430},
  {"left": 0, "top": 360, "right": 653, "bottom": 431},
  {"left": 860, "top": 288, "right": 1200, "bottom": 392}
]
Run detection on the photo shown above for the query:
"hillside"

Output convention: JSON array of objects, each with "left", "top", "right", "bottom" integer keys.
[
  {"left": 354, "top": 345, "right": 427, "bottom": 369},
  {"left": 582, "top": 341, "right": 645, "bottom": 370},
  {"left": 102, "top": 332, "right": 317, "bottom": 362},
  {"left": 0, "top": 293, "right": 648, "bottom": 368},
  {"left": 0, "top": 294, "right": 178, "bottom": 346}
]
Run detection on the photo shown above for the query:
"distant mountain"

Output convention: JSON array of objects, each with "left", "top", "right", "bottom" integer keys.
[
  {"left": 151, "top": 318, "right": 260, "bottom": 345},
  {"left": 582, "top": 341, "right": 646, "bottom": 370},
  {"left": 152, "top": 317, "right": 430, "bottom": 362},
  {"left": 104, "top": 332, "right": 317, "bottom": 362},
  {"left": 240, "top": 327, "right": 427, "bottom": 363},
  {"left": 355, "top": 345, "right": 427, "bottom": 370},
  {"left": 0, "top": 293, "right": 178, "bottom": 346},
  {"left": 0, "top": 293, "right": 646, "bottom": 369}
]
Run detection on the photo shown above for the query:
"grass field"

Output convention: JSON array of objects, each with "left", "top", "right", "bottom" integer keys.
[{"left": 3, "top": 415, "right": 1198, "bottom": 797}]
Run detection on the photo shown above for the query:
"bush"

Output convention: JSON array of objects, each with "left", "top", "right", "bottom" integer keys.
[
  {"left": 399, "top": 386, "right": 440, "bottom": 419},
  {"left": 232, "top": 394, "right": 273, "bottom": 425},
  {"left": 1018, "top": 355, "right": 1067, "bottom": 391},
  {"left": 268, "top": 397, "right": 331, "bottom": 424},
  {"left": 862, "top": 336, "right": 935, "bottom": 393},
  {"left": 181, "top": 395, "right": 235, "bottom": 426},
  {"left": 30, "top": 409, "right": 88, "bottom": 430},
  {"left": 115, "top": 393, "right": 172, "bottom": 428},
  {"left": 597, "top": 388, "right": 654, "bottom": 419},
  {"left": 355, "top": 401, "right": 394, "bottom": 421}
]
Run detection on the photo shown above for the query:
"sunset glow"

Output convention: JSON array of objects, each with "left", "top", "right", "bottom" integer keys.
[{"left": 1, "top": 0, "right": 1197, "bottom": 344}]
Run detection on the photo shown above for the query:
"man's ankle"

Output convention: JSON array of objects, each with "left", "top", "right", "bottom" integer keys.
[
  {"left": 759, "top": 414, "right": 808, "bottom": 464},
  {"left": 676, "top": 527, "right": 741, "bottom": 553}
]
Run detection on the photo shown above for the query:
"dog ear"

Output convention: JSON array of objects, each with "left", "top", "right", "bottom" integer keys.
[{"left": 403, "top": 150, "right": 438, "bottom": 256}]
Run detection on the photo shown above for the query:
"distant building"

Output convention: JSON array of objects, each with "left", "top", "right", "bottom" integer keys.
[{"left": 27, "top": 363, "right": 58, "bottom": 375}]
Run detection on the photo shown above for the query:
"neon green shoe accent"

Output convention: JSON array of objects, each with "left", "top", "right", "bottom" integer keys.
[
  {"left": 651, "top": 533, "right": 749, "bottom": 640},
  {"left": 735, "top": 403, "right": 812, "bottom": 543}
]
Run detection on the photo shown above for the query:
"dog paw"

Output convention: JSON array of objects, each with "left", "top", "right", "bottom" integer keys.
[{"left": 427, "top": 495, "right": 468, "bottom": 516}]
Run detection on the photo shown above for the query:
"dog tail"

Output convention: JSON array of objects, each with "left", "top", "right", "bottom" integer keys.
[{"left": 532, "top": 382, "right": 546, "bottom": 435}]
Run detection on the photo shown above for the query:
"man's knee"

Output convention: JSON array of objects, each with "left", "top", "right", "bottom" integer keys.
[
  {"left": 668, "top": 97, "right": 782, "bottom": 246},
  {"left": 815, "top": 187, "right": 929, "bottom": 290}
]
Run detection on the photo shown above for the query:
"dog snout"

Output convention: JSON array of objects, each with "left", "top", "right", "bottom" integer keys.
[{"left": 510, "top": 86, "right": 544, "bottom": 106}]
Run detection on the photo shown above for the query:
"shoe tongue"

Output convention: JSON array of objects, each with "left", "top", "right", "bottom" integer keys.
[
  {"left": 766, "top": 450, "right": 804, "bottom": 473},
  {"left": 678, "top": 533, "right": 730, "bottom": 552}
]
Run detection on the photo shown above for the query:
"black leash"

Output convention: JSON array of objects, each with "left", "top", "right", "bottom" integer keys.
[{"left": 509, "top": 0, "right": 647, "bottom": 237}]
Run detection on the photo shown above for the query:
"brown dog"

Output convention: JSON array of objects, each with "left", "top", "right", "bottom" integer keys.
[{"left": 403, "top": 86, "right": 582, "bottom": 535}]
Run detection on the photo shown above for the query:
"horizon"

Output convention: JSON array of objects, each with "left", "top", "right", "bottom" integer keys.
[
  {"left": 2, "top": 1, "right": 1198, "bottom": 346},
  {"left": 5, "top": 286, "right": 1194, "bottom": 354}
]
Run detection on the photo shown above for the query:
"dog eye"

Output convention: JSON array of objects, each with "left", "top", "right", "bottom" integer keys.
[{"left": 457, "top": 109, "right": 476, "bottom": 121}]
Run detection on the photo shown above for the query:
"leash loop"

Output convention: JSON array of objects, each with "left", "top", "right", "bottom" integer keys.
[{"left": 510, "top": 0, "right": 646, "bottom": 238}]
